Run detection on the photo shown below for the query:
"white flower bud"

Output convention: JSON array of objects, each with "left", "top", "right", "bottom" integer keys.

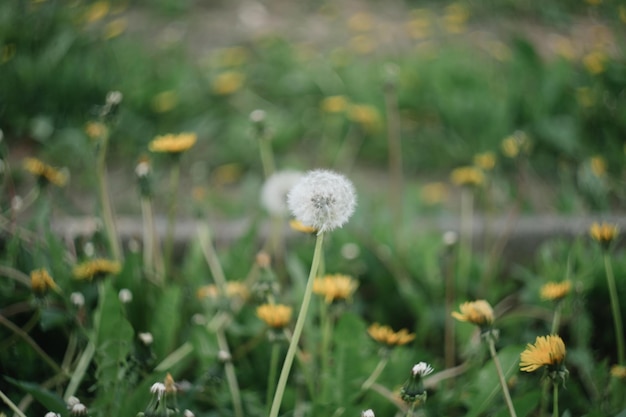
[
  {"left": 412, "top": 362, "right": 434, "bottom": 377},
  {"left": 361, "top": 409, "right": 375, "bottom": 417},
  {"left": 45, "top": 412, "right": 61, "bottom": 417},
  {"left": 184, "top": 410, "right": 195, "bottom": 417},
  {"left": 106, "top": 91, "right": 123, "bottom": 106},
  {"left": 249, "top": 109, "right": 266, "bottom": 123},
  {"left": 287, "top": 169, "right": 356, "bottom": 233},
  {"left": 66, "top": 396, "right": 80, "bottom": 407},
  {"left": 70, "top": 403, "right": 88, "bottom": 416},
  {"left": 150, "top": 382, "right": 166, "bottom": 399},
  {"left": 70, "top": 292, "right": 85, "bottom": 307},
  {"left": 118, "top": 288, "right": 133, "bottom": 304},
  {"left": 139, "top": 332, "right": 153, "bottom": 345}
]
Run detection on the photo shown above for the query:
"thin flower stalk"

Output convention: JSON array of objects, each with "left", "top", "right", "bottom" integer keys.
[
  {"left": 487, "top": 336, "right": 518, "bottom": 417},
  {"left": 265, "top": 342, "right": 281, "bottom": 417},
  {"left": 269, "top": 231, "right": 325, "bottom": 417},
  {"left": 458, "top": 186, "right": 474, "bottom": 298},
  {"left": 216, "top": 327, "right": 244, "bottom": 417},
  {"left": 360, "top": 353, "right": 390, "bottom": 393},
  {"left": 552, "top": 382, "right": 559, "bottom": 417},
  {"left": 604, "top": 252, "right": 624, "bottom": 365},
  {"left": 96, "top": 131, "right": 122, "bottom": 261},
  {"left": 319, "top": 296, "right": 335, "bottom": 404},
  {"left": 140, "top": 196, "right": 164, "bottom": 283},
  {"left": 0, "top": 388, "right": 28, "bottom": 417},
  {"left": 163, "top": 159, "right": 181, "bottom": 275}
]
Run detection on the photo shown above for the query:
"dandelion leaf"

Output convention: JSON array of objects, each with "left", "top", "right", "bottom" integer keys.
[
  {"left": 149, "top": 285, "right": 182, "bottom": 360},
  {"left": 5, "top": 376, "right": 66, "bottom": 415}
]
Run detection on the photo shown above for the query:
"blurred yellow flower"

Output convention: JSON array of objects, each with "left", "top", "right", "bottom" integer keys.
[
  {"left": 421, "top": 182, "right": 449, "bottom": 205},
  {"left": 486, "top": 40, "right": 511, "bottom": 61},
  {"left": 348, "top": 35, "right": 376, "bottom": 55},
  {"left": 611, "top": 364, "right": 626, "bottom": 379},
  {"left": 149, "top": 132, "right": 197, "bottom": 154},
  {"left": 520, "top": 335, "right": 566, "bottom": 372},
  {"left": 256, "top": 303, "right": 293, "bottom": 328},
  {"left": 473, "top": 152, "right": 496, "bottom": 171},
  {"left": 164, "top": 373, "right": 176, "bottom": 393},
  {"left": 23, "top": 157, "right": 68, "bottom": 187},
  {"left": 584, "top": 0, "right": 602, "bottom": 5},
  {"left": 620, "top": 6, "right": 626, "bottom": 24},
  {"left": 321, "top": 95, "right": 349, "bottom": 113},
  {"left": 313, "top": 274, "right": 359, "bottom": 303},
  {"left": 367, "top": 323, "right": 415, "bottom": 346},
  {"left": 552, "top": 36, "right": 576, "bottom": 61},
  {"left": 443, "top": 3, "right": 469, "bottom": 34},
  {"left": 289, "top": 219, "right": 317, "bottom": 234},
  {"left": 151, "top": 90, "right": 179, "bottom": 113},
  {"left": 212, "top": 163, "right": 243, "bottom": 186},
  {"left": 406, "top": 12, "right": 431, "bottom": 40},
  {"left": 2, "top": 43, "right": 16, "bottom": 63},
  {"left": 212, "top": 71, "right": 245, "bottom": 95},
  {"left": 347, "top": 12, "right": 374, "bottom": 32},
  {"left": 501, "top": 131, "right": 531, "bottom": 158},
  {"left": 590, "top": 156, "right": 607, "bottom": 177},
  {"left": 73, "top": 259, "right": 121, "bottom": 280},
  {"left": 84, "top": 1, "right": 109, "bottom": 23},
  {"left": 450, "top": 166, "right": 484, "bottom": 187},
  {"left": 85, "top": 121, "right": 108, "bottom": 140},
  {"left": 540, "top": 281, "right": 571, "bottom": 301},
  {"left": 215, "top": 46, "right": 249, "bottom": 67},
  {"left": 452, "top": 300, "right": 494, "bottom": 327},
  {"left": 31, "top": 268, "right": 59, "bottom": 293},
  {"left": 197, "top": 282, "right": 249, "bottom": 300},
  {"left": 103, "top": 18, "right": 127, "bottom": 39},
  {"left": 348, "top": 104, "right": 381, "bottom": 133},
  {"left": 589, "top": 222, "right": 618, "bottom": 246},
  {"left": 583, "top": 51, "right": 606, "bottom": 75}
]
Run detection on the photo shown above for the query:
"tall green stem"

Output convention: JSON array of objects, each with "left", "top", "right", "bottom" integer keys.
[
  {"left": 163, "top": 159, "right": 181, "bottom": 275},
  {"left": 0, "top": 388, "right": 27, "bottom": 417},
  {"left": 269, "top": 231, "right": 325, "bottom": 417},
  {"left": 259, "top": 138, "right": 276, "bottom": 179},
  {"left": 552, "top": 383, "right": 559, "bottom": 417},
  {"left": 487, "top": 336, "right": 518, "bottom": 417},
  {"left": 265, "top": 342, "right": 281, "bottom": 417},
  {"left": 96, "top": 135, "right": 121, "bottom": 261},
  {"left": 361, "top": 354, "right": 389, "bottom": 392},
  {"left": 604, "top": 253, "right": 625, "bottom": 365},
  {"left": 319, "top": 300, "right": 333, "bottom": 404},
  {"left": 459, "top": 188, "right": 474, "bottom": 298},
  {"left": 384, "top": 76, "right": 404, "bottom": 254},
  {"left": 216, "top": 327, "right": 244, "bottom": 417}
]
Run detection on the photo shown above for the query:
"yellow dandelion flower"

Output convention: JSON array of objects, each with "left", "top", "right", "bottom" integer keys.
[
  {"left": 84, "top": 1, "right": 109, "bottom": 23},
  {"left": 552, "top": 36, "right": 576, "bottom": 61},
  {"left": 289, "top": 219, "right": 317, "bottom": 234},
  {"left": 103, "top": 18, "right": 127, "bottom": 40},
  {"left": 149, "top": 132, "right": 197, "bottom": 154},
  {"left": 151, "top": 90, "right": 179, "bottom": 113},
  {"left": 583, "top": 51, "right": 606, "bottom": 75},
  {"left": 590, "top": 156, "right": 607, "bottom": 177},
  {"left": 452, "top": 300, "right": 494, "bottom": 327},
  {"left": 256, "top": 303, "right": 293, "bottom": 328},
  {"left": 501, "top": 131, "right": 531, "bottom": 158},
  {"left": 164, "top": 373, "right": 176, "bottom": 393},
  {"left": 348, "top": 104, "right": 381, "bottom": 133},
  {"left": 421, "top": 182, "right": 449, "bottom": 205},
  {"left": 611, "top": 364, "right": 626, "bottom": 379},
  {"left": 212, "top": 71, "right": 245, "bottom": 95},
  {"left": 520, "top": 334, "right": 566, "bottom": 372},
  {"left": 321, "top": 95, "right": 349, "bottom": 114},
  {"left": 590, "top": 222, "right": 618, "bottom": 247},
  {"left": 347, "top": 12, "right": 374, "bottom": 32},
  {"left": 405, "top": 12, "right": 431, "bottom": 40},
  {"left": 73, "top": 258, "right": 121, "bottom": 280},
  {"left": 215, "top": 46, "right": 249, "bottom": 68},
  {"left": 540, "top": 281, "right": 571, "bottom": 301},
  {"left": 85, "top": 121, "right": 108, "bottom": 140},
  {"left": 196, "top": 282, "right": 249, "bottom": 300},
  {"left": 313, "top": 274, "right": 359, "bottom": 304},
  {"left": 23, "top": 157, "right": 68, "bottom": 187},
  {"left": 450, "top": 166, "right": 484, "bottom": 187},
  {"left": 348, "top": 35, "right": 376, "bottom": 55},
  {"left": 31, "top": 268, "right": 59, "bottom": 293},
  {"left": 367, "top": 323, "right": 416, "bottom": 347},
  {"left": 473, "top": 152, "right": 496, "bottom": 171},
  {"left": 443, "top": 3, "right": 469, "bottom": 34},
  {"left": 211, "top": 163, "right": 243, "bottom": 186}
]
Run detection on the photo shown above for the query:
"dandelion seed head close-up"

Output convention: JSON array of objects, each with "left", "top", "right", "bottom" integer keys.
[
  {"left": 260, "top": 170, "right": 304, "bottom": 216},
  {"left": 287, "top": 169, "right": 356, "bottom": 233}
]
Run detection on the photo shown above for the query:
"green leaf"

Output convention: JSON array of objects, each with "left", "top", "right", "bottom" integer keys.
[
  {"left": 149, "top": 285, "right": 182, "bottom": 360},
  {"left": 5, "top": 376, "right": 67, "bottom": 415}
]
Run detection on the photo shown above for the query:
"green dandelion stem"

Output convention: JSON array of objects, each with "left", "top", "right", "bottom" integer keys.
[
  {"left": 141, "top": 196, "right": 163, "bottom": 283},
  {"left": 552, "top": 382, "right": 559, "bottom": 417},
  {"left": 487, "top": 336, "right": 518, "bottom": 417},
  {"left": 259, "top": 137, "right": 276, "bottom": 178},
  {"left": 216, "top": 327, "right": 244, "bottom": 417},
  {"left": 0, "top": 388, "right": 27, "bottom": 417},
  {"left": 96, "top": 133, "right": 122, "bottom": 261},
  {"left": 361, "top": 354, "right": 390, "bottom": 392},
  {"left": 550, "top": 302, "right": 562, "bottom": 335},
  {"left": 265, "top": 342, "right": 281, "bottom": 417},
  {"left": 269, "top": 231, "right": 325, "bottom": 417},
  {"left": 459, "top": 187, "right": 474, "bottom": 298},
  {"left": 163, "top": 159, "right": 181, "bottom": 275},
  {"left": 384, "top": 78, "right": 404, "bottom": 254},
  {"left": 604, "top": 253, "right": 625, "bottom": 365}
]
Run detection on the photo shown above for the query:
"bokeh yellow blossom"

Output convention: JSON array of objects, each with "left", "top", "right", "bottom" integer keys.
[
  {"left": 23, "top": 157, "right": 68, "bottom": 187},
  {"left": 501, "top": 131, "right": 531, "bottom": 158},
  {"left": 348, "top": 104, "right": 381, "bottom": 133},
  {"left": 540, "top": 281, "right": 571, "bottom": 301},
  {"left": 452, "top": 300, "right": 494, "bottom": 327},
  {"left": 84, "top": 1, "right": 109, "bottom": 23},
  {"left": 289, "top": 219, "right": 317, "bottom": 234},
  {"left": 103, "top": 18, "right": 127, "bottom": 39},
  {"left": 256, "top": 303, "right": 293, "bottom": 328},
  {"left": 212, "top": 71, "right": 245, "bottom": 95},
  {"left": 73, "top": 259, "right": 121, "bottom": 280},
  {"left": 347, "top": 12, "right": 374, "bottom": 32},
  {"left": 443, "top": 3, "right": 469, "bottom": 34},
  {"left": 367, "top": 323, "right": 415, "bottom": 346},
  {"left": 151, "top": 90, "right": 179, "bottom": 113},
  {"left": 590, "top": 156, "right": 607, "bottom": 177},
  {"left": 450, "top": 166, "right": 484, "bottom": 187},
  {"left": 611, "top": 365, "right": 626, "bottom": 379},
  {"left": 313, "top": 274, "right": 358, "bottom": 303},
  {"left": 473, "top": 152, "right": 496, "bottom": 171},
  {"left": 149, "top": 132, "right": 197, "bottom": 154},
  {"left": 583, "top": 51, "right": 606, "bottom": 75},
  {"left": 31, "top": 268, "right": 59, "bottom": 293},
  {"left": 421, "top": 182, "right": 449, "bottom": 205},
  {"left": 589, "top": 222, "right": 618, "bottom": 247},
  {"left": 85, "top": 121, "right": 108, "bottom": 140},
  {"left": 406, "top": 10, "right": 432, "bottom": 40},
  {"left": 321, "top": 95, "right": 349, "bottom": 114},
  {"left": 215, "top": 46, "right": 249, "bottom": 67},
  {"left": 520, "top": 335, "right": 566, "bottom": 372},
  {"left": 196, "top": 282, "right": 249, "bottom": 300}
]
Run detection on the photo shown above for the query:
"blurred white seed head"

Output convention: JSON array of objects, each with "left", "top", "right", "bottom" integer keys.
[
  {"left": 442, "top": 231, "right": 458, "bottom": 246},
  {"left": 66, "top": 396, "right": 81, "bottom": 408},
  {"left": 83, "top": 242, "right": 95, "bottom": 257},
  {"left": 70, "top": 403, "right": 88, "bottom": 416},
  {"left": 139, "top": 332, "right": 154, "bottom": 345},
  {"left": 150, "top": 382, "right": 166, "bottom": 399},
  {"left": 287, "top": 169, "right": 356, "bottom": 233},
  {"left": 106, "top": 91, "right": 123, "bottom": 106},
  {"left": 70, "top": 292, "right": 85, "bottom": 307},
  {"left": 412, "top": 362, "right": 434, "bottom": 377},
  {"left": 118, "top": 288, "right": 133, "bottom": 304},
  {"left": 249, "top": 109, "right": 266, "bottom": 123},
  {"left": 341, "top": 242, "right": 360, "bottom": 260},
  {"left": 11, "top": 195, "right": 23, "bottom": 212},
  {"left": 362, "top": 409, "right": 375, "bottom": 417},
  {"left": 44, "top": 412, "right": 61, "bottom": 417},
  {"left": 184, "top": 410, "right": 195, "bottom": 417},
  {"left": 135, "top": 160, "right": 150, "bottom": 177},
  {"left": 261, "top": 170, "right": 304, "bottom": 216}
]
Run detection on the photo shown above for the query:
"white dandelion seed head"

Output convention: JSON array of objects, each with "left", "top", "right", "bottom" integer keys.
[
  {"left": 150, "top": 382, "right": 166, "bottom": 399},
  {"left": 70, "top": 292, "right": 85, "bottom": 307},
  {"left": 118, "top": 288, "right": 133, "bottom": 304},
  {"left": 135, "top": 160, "right": 150, "bottom": 177},
  {"left": 83, "top": 242, "right": 95, "bottom": 257},
  {"left": 287, "top": 169, "right": 356, "bottom": 233},
  {"left": 139, "top": 332, "right": 154, "bottom": 345},
  {"left": 44, "top": 412, "right": 61, "bottom": 417},
  {"left": 183, "top": 410, "right": 195, "bottom": 417},
  {"left": 361, "top": 409, "right": 375, "bottom": 417},
  {"left": 249, "top": 109, "right": 266, "bottom": 123},
  {"left": 70, "top": 403, "right": 88, "bottom": 416},
  {"left": 11, "top": 195, "right": 23, "bottom": 212},
  {"left": 442, "top": 231, "right": 458, "bottom": 246},
  {"left": 66, "top": 396, "right": 81, "bottom": 408},
  {"left": 106, "top": 91, "right": 123, "bottom": 106},
  {"left": 412, "top": 362, "right": 434, "bottom": 377},
  {"left": 260, "top": 170, "right": 304, "bottom": 216}
]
